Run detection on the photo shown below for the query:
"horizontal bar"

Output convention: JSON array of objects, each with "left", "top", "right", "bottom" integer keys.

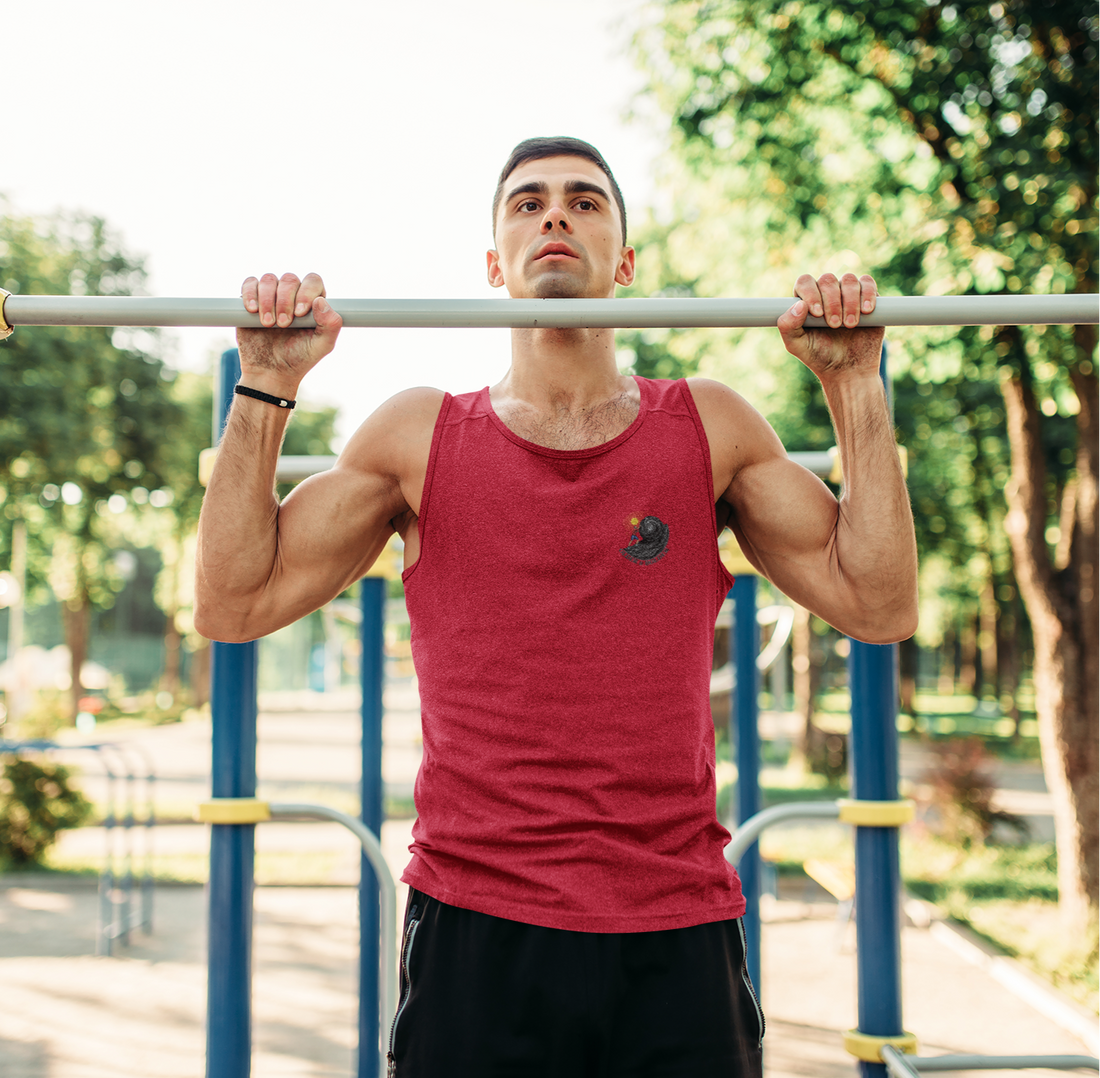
[
  {"left": 273, "top": 451, "right": 832, "bottom": 483},
  {"left": 4, "top": 293, "right": 1097, "bottom": 330},
  {"left": 725, "top": 800, "right": 841, "bottom": 864},
  {"left": 916, "top": 1057, "right": 1098, "bottom": 1072}
]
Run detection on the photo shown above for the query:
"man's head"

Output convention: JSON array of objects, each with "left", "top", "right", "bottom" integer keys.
[
  {"left": 492, "top": 137, "right": 627, "bottom": 246},
  {"left": 488, "top": 139, "right": 634, "bottom": 301}
]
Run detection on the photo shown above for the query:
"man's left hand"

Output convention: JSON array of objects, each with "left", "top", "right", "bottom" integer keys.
[{"left": 777, "top": 272, "right": 884, "bottom": 379}]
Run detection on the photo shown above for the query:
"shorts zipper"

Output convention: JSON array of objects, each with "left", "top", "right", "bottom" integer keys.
[
  {"left": 737, "top": 918, "right": 766, "bottom": 1047},
  {"left": 386, "top": 904, "right": 421, "bottom": 1078}
]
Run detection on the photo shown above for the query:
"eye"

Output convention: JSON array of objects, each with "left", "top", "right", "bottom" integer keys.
[
  {"left": 518, "top": 199, "right": 540, "bottom": 212},
  {"left": 575, "top": 199, "right": 598, "bottom": 211}
]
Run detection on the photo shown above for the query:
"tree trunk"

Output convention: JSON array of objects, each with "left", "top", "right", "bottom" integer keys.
[
  {"left": 189, "top": 639, "right": 211, "bottom": 708},
  {"left": 161, "top": 610, "right": 182, "bottom": 698},
  {"left": 63, "top": 595, "right": 90, "bottom": 721},
  {"left": 1001, "top": 342, "right": 1099, "bottom": 929},
  {"left": 790, "top": 604, "right": 825, "bottom": 773}
]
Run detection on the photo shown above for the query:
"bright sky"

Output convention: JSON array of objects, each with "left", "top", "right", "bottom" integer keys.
[{"left": 5, "top": 1, "right": 666, "bottom": 443}]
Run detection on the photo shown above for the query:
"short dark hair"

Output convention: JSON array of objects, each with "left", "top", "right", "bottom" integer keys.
[{"left": 492, "top": 136, "right": 628, "bottom": 245}]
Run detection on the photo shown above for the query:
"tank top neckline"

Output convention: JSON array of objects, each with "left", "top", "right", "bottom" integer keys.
[{"left": 478, "top": 374, "right": 651, "bottom": 460}]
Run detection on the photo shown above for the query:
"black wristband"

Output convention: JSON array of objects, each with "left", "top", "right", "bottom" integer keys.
[{"left": 234, "top": 384, "right": 296, "bottom": 410}]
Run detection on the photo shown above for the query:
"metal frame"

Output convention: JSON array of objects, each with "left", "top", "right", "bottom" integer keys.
[
  {"left": 881, "top": 1046, "right": 1099, "bottom": 1075},
  {"left": 2, "top": 292, "right": 1097, "bottom": 330}
]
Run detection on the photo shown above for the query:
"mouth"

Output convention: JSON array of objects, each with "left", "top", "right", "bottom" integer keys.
[{"left": 534, "top": 242, "right": 579, "bottom": 261}]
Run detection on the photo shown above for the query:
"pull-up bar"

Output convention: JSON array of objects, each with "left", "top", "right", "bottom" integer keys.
[{"left": 1, "top": 292, "right": 1096, "bottom": 333}]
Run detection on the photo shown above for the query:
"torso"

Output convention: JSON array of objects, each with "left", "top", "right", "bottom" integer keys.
[{"left": 390, "top": 375, "right": 750, "bottom": 571}]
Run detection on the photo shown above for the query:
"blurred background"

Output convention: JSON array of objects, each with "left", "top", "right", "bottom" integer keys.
[{"left": 0, "top": 0, "right": 1096, "bottom": 1027}]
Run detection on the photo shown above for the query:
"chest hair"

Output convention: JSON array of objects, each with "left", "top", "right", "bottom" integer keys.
[{"left": 501, "top": 392, "right": 640, "bottom": 451}]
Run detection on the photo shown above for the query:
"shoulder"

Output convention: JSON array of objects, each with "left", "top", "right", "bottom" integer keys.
[
  {"left": 339, "top": 386, "right": 446, "bottom": 480},
  {"left": 683, "top": 377, "right": 788, "bottom": 489},
  {"left": 684, "top": 377, "right": 775, "bottom": 446}
]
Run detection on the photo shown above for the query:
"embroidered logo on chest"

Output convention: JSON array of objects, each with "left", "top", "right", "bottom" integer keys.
[{"left": 621, "top": 515, "right": 670, "bottom": 565}]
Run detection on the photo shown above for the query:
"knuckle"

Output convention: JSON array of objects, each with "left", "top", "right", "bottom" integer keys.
[
  {"left": 261, "top": 272, "right": 279, "bottom": 283},
  {"left": 280, "top": 272, "right": 300, "bottom": 285}
]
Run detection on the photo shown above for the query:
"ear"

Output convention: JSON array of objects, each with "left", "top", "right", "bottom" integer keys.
[
  {"left": 486, "top": 249, "right": 505, "bottom": 289},
  {"left": 614, "top": 246, "right": 636, "bottom": 289}
]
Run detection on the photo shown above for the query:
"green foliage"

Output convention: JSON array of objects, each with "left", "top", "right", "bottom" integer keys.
[
  {"left": 0, "top": 755, "right": 92, "bottom": 866},
  {"left": 0, "top": 206, "right": 184, "bottom": 615},
  {"left": 631, "top": 0, "right": 1098, "bottom": 656},
  {"left": 905, "top": 838, "right": 1058, "bottom": 904}
]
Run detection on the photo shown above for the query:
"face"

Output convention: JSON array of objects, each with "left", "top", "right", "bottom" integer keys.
[{"left": 487, "top": 156, "right": 635, "bottom": 300}]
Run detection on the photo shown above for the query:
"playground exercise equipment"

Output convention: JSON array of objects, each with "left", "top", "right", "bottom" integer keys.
[
  {"left": 195, "top": 797, "right": 397, "bottom": 1077},
  {"left": 0, "top": 737, "right": 156, "bottom": 954},
  {"left": 1, "top": 291, "right": 1097, "bottom": 335},
  {"left": 6, "top": 288, "right": 1091, "bottom": 1075}
]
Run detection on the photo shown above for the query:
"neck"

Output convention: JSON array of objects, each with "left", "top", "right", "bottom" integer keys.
[{"left": 495, "top": 326, "right": 628, "bottom": 410}]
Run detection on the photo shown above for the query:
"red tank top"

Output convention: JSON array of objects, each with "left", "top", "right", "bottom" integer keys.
[{"left": 400, "top": 376, "right": 744, "bottom": 932}]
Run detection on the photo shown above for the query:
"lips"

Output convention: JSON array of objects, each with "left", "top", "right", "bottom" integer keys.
[{"left": 534, "top": 242, "right": 579, "bottom": 261}]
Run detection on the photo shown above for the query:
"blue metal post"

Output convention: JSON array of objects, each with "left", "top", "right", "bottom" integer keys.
[
  {"left": 358, "top": 576, "right": 386, "bottom": 1078},
  {"left": 848, "top": 341, "right": 904, "bottom": 1078},
  {"left": 731, "top": 575, "right": 762, "bottom": 990},
  {"left": 848, "top": 643, "right": 902, "bottom": 1078},
  {"left": 207, "top": 348, "right": 260, "bottom": 1078}
]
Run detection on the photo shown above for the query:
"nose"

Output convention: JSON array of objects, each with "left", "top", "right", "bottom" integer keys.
[{"left": 540, "top": 202, "right": 572, "bottom": 233}]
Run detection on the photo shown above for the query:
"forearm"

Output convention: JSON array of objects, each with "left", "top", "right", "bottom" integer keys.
[
  {"left": 821, "top": 371, "right": 918, "bottom": 639},
  {"left": 194, "top": 389, "right": 295, "bottom": 639}
]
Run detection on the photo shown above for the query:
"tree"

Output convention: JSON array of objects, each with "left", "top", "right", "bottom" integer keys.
[
  {"left": 633, "top": 0, "right": 1098, "bottom": 926},
  {"left": 1, "top": 206, "right": 182, "bottom": 717}
]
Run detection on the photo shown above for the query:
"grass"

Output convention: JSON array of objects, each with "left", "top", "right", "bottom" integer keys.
[{"left": 34, "top": 848, "right": 350, "bottom": 886}]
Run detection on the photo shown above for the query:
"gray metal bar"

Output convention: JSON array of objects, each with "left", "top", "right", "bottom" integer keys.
[
  {"left": 913, "top": 1056, "right": 1099, "bottom": 1072},
  {"left": 274, "top": 450, "right": 832, "bottom": 483},
  {"left": 883, "top": 1047, "right": 923, "bottom": 1078},
  {"left": 725, "top": 800, "right": 841, "bottom": 864},
  {"left": 274, "top": 455, "right": 339, "bottom": 482},
  {"left": 4, "top": 293, "right": 1097, "bottom": 329},
  {"left": 267, "top": 802, "right": 397, "bottom": 1078}
]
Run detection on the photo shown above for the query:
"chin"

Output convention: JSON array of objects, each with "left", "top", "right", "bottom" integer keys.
[{"left": 532, "top": 274, "right": 589, "bottom": 300}]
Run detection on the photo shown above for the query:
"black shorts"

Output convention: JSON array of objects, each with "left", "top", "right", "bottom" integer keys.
[{"left": 386, "top": 888, "right": 764, "bottom": 1078}]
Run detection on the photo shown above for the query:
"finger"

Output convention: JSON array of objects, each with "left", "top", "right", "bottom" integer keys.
[
  {"left": 840, "top": 272, "right": 862, "bottom": 328},
  {"left": 241, "top": 277, "right": 260, "bottom": 314},
  {"left": 294, "top": 272, "right": 327, "bottom": 318},
  {"left": 257, "top": 273, "right": 279, "bottom": 327},
  {"left": 275, "top": 272, "right": 301, "bottom": 328},
  {"left": 793, "top": 273, "right": 824, "bottom": 319},
  {"left": 860, "top": 274, "right": 878, "bottom": 315},
  {"left": 816, "top": 272, "right": 843, "bottom": 329}
]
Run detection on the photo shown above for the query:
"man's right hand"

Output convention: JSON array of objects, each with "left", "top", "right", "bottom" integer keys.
[{"left": 238, "top": 272, "right": 343, "bottom": 395}]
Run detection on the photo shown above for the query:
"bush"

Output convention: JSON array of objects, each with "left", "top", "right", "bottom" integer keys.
[
  {"left": 921, "top": 737, "right": 1028, "bottom": 846},
  {"left": 0, "top": 756, "right": 93, "bottom": 866}
]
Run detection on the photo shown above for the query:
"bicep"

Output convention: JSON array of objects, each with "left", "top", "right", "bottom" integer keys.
[
  {"left": 269, "top": 462, "right": 403, "bottom": 613},
  {"left": 723, "top": 456, "right": 843, "bottom": 610},
  {"left": 249, "top": 387, "right": 441, "bottom": 633}
]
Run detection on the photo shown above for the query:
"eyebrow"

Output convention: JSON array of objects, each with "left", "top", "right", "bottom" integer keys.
[{"left": 504, "top": 178, "right": 612, "bottom": 206}]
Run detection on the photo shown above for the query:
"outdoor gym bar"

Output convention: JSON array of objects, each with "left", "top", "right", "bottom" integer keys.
[{"left": 1, "top": 291, "right": 1098, "bottom": 331}]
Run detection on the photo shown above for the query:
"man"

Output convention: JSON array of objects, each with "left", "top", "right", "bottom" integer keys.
[{"left": 195, "top": 136, "right": 917, "bottom": 1077}]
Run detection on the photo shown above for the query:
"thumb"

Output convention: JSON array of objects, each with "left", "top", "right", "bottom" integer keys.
[{"left": 312, "top": 297, "right": 343, "bottom": 343}]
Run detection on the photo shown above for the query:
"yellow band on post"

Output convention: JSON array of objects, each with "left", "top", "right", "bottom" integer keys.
[
  {"left": 844, "top": 1029, "right": 918, "bottom": 1062},
  {"left": 837, "top": 799, "right": 915, "bottom": 827},
  {"left": 0, "top": 288, "right": 13, "bottom": 341},
  {"left": 196, "top": 799, "right": 272, "bottom": 824},
  {"left": 198, "top": 447, "right": 219, "bottom": 486}
]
